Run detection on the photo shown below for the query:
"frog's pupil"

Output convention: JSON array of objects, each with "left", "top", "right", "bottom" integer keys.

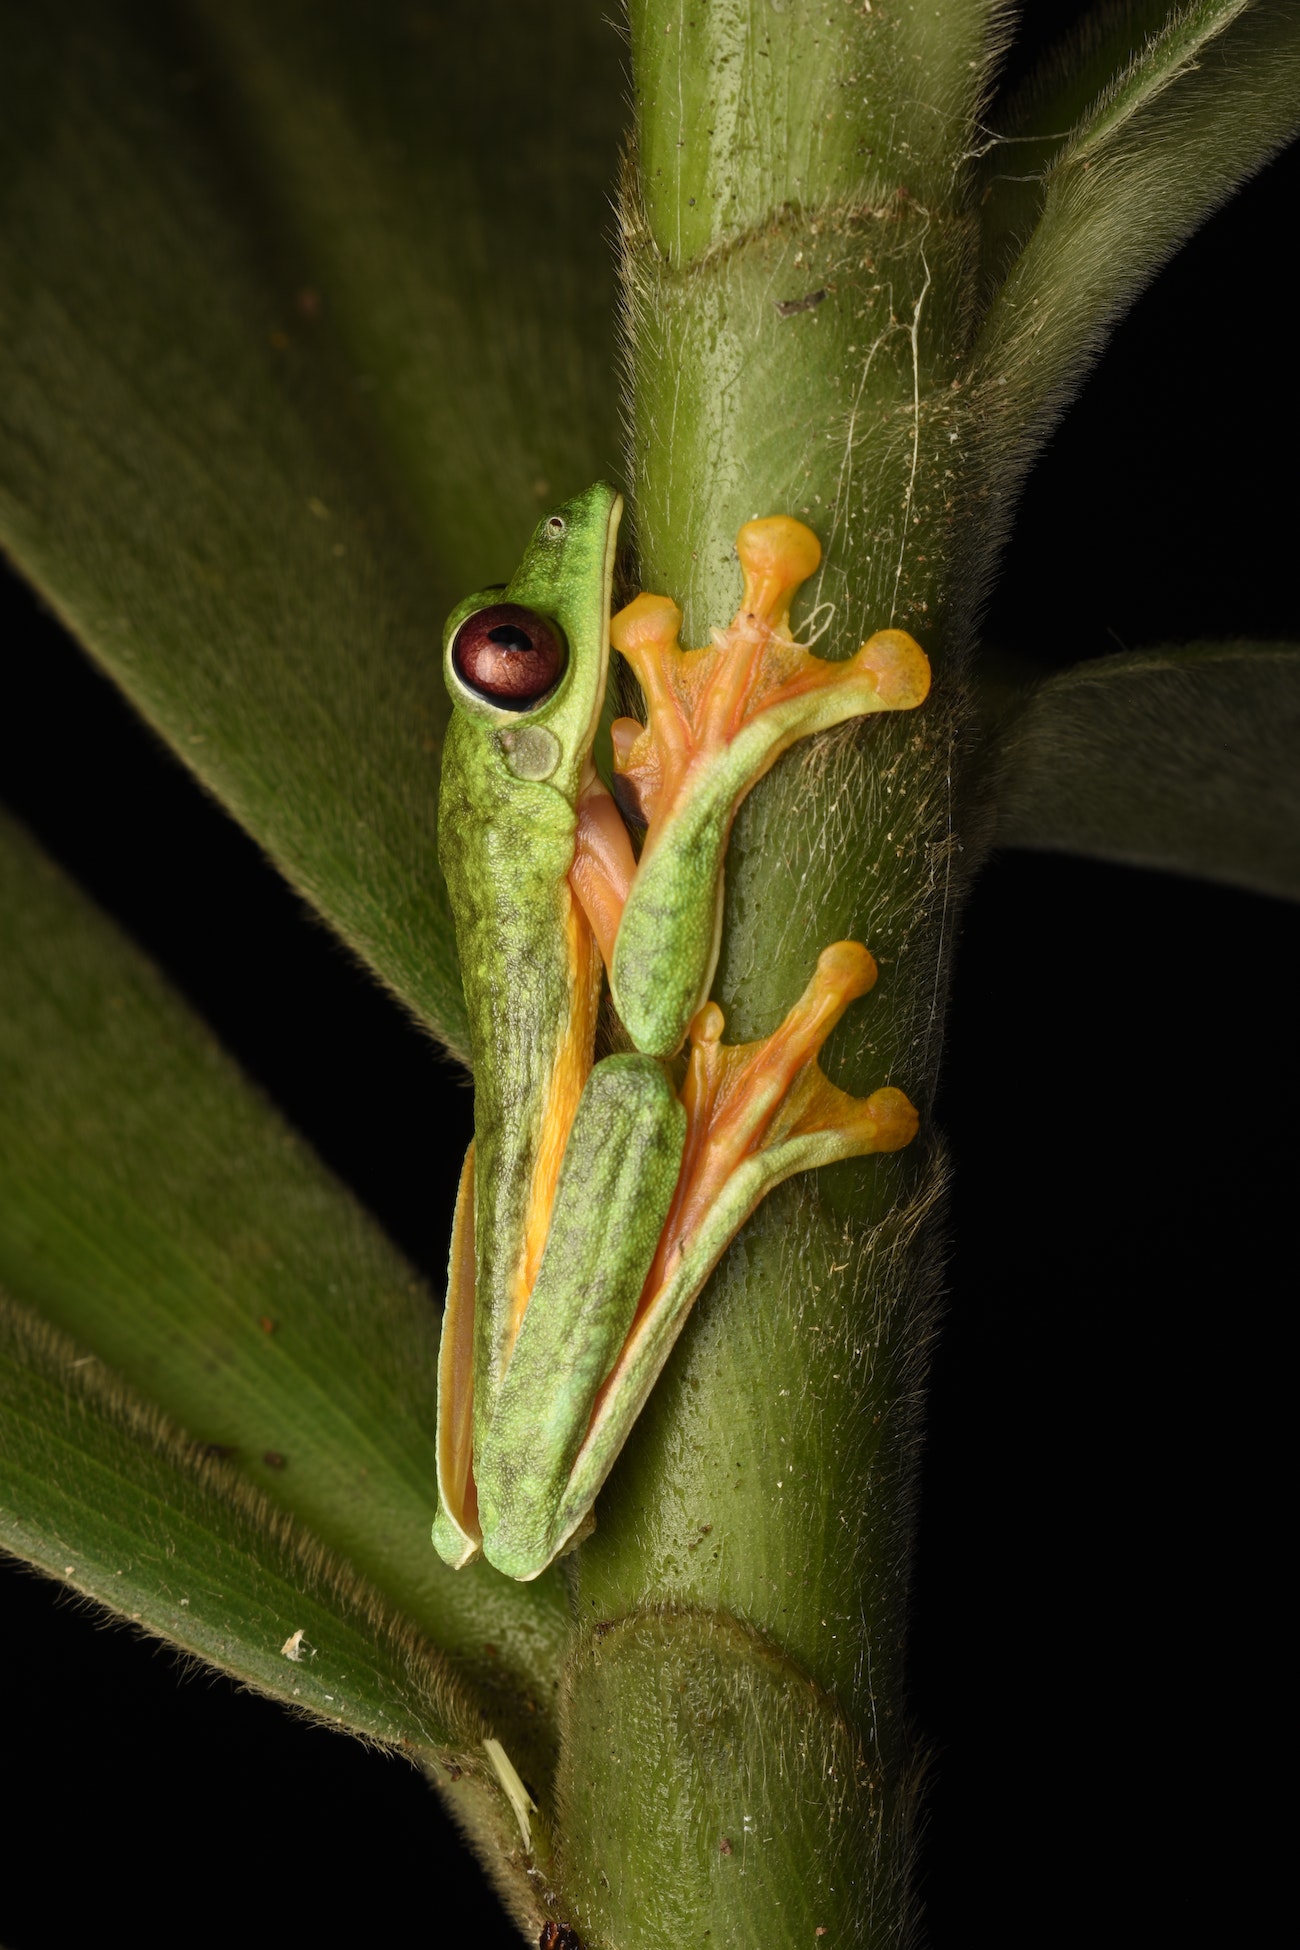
[{"left": 487, "top": 624, "right": 534, "bottom": 653}]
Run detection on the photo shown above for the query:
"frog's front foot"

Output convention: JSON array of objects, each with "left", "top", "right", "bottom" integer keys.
[{"left": 608, "top": 516, "right": 931, "bottom": 1058}]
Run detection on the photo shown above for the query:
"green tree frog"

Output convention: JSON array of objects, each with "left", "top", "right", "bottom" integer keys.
[{"left": 432, "top": 483, "right": 931, "bottom": 1581}]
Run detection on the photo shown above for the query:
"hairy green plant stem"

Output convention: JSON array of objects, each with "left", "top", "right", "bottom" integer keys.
[{"left": 547, "top": 6, "right": 998, "bottom": 1944}]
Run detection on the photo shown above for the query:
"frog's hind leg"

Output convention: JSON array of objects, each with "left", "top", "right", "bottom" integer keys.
[
  {"left": 552, "top": 942, "right": 918, "bottom": 1552},
  {"left": 476, "top": 1054, "right": 685, "bottom": 1582},
  {"left": 432, "top": 1144, "right": 483, "bottom": 1569}
]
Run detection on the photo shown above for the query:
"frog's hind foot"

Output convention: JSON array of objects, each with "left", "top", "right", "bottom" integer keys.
[
  {"left": 555, "top": 940, "right": 918, "bottom": 1554},
  {"left": 662, "top": 938, "right": 919, "bottom": 1283}
]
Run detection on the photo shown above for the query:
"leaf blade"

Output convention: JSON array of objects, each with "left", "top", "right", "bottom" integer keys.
[
  {"left": 195, "top": 0, "right": 625, "bottom": 581},
  {"left": 0, "top": 1292, "right": 479, "bottom": 1754},
  {"left": 0, "top": 1, "right": 624, "bottom": 1056},
  {"left": 978, "top": 0, "right": 1249, "bottom": 290},
  {"left": 969, "top": 1, "right": 1300, "bottom": 562},
  {"left": 0, "top": 1, "right": 464, "bottom": 1050},
  {"left": 0, "top": 1292, "right": 555, "bottom": 1929},
  {"left": 0, "top": 810, "right": 569, "bottom": 1762},
  {"left": 988, "top": 642, "right": 1300, "bottom": 899}
]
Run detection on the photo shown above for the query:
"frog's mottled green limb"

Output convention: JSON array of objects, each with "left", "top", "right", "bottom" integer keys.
[
  {"left": 608, "top": 519, "right": 932, "bottom": 1058},
  {"left": 549, "top": 941, "right": 918, "bottom": 1556},
  {"left": 475, "top": 1055, "right": 686, "bottom": 1582}
]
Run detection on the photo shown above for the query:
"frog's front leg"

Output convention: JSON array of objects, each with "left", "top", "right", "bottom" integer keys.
[
  {"left": 608, "top": 518, "right": 932, "bottom": 1058},
  {"left": 434, "top": 1051, "right": 685, "bottom": 1581}
]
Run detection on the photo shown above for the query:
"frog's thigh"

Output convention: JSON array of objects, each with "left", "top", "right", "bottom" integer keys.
[{"left": 477, "top": 1053, "right": 685, "bottom": 1579}]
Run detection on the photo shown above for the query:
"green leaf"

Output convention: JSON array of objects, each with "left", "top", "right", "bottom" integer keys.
[
  {"left": 988, "top": 643, "right": 1300, "bottom": 899},
  {"left": 0, "top": 1, "right": 624, "bottom": 1057},
  {"left": 0, "top": 1291, "right": 478, "bottom": 1752},
  {"left": 0, "top": 1292, "right": 552, "bottom": 1933},
  {"left": 196, "top": 0, "right": 625, "bottom": 575},
  {"left": 969, "top": 0, "right": 1300, "bottom": 554},
  {"left": 978, "top": 0, "right": 1248, "bottom": 290},
  {"left": 0, "top": 811, "right": 569, "bottom": 1769}
]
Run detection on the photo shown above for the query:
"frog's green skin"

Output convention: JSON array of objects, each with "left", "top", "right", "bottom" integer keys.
[
  {"left": 432, "top": 485, "right": 925, "bottom": 1583},
  {"left": 432, "top": 484, "right": 684, "bottom": 1581}
]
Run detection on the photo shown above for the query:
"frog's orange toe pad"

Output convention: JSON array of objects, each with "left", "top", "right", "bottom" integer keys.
[
  {"left": 860, "top": 1085, "right": 921, "bottom": 1152},
  {"left": 857, "top": 629, "right": 932, "bottom": 710},
  {"left": 609, "top": 591, "right": 682, "bottom": 663},
  {"left": 736, "top": 516, "right": 822, "bottom": 627}
]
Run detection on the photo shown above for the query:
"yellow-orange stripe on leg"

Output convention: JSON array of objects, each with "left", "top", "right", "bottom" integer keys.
[{"left": 509, "top": 886, "right": 603, "bottom": 1355}]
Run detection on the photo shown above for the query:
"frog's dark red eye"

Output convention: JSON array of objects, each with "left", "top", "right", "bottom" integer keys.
[{"left": 451, "top": 603, "right": 566, "bottom": 708}]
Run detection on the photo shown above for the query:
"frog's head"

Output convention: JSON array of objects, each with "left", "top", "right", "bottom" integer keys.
[{"left": 442, "top": 482, "right": 623, "bottom": 799}]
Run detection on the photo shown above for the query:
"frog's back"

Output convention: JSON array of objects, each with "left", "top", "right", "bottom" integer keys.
[{"left": 439, "top": 715, "right": 593, "bottom": 1399}]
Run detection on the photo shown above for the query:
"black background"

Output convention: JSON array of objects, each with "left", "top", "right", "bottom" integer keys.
[{"left": 2, "top": 24, "right": 1296, "bottom": 1950}]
